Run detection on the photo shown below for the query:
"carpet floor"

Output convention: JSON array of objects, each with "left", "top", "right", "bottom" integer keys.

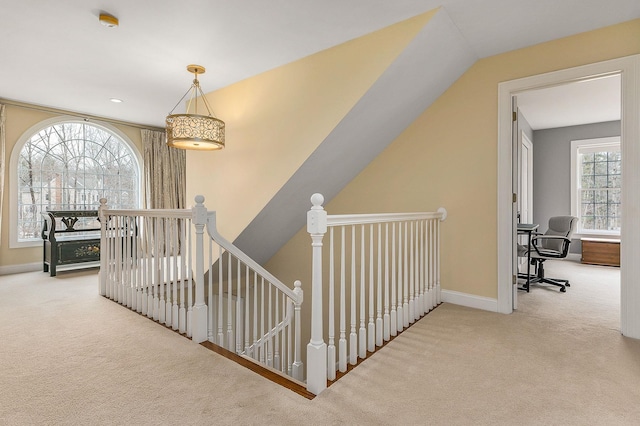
[{"left": 1, "top": 260, "right": 639, "bottom": 425}]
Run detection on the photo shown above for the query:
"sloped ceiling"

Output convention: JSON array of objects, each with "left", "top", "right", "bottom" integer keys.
[{"left": 234, "top": 9, "right": 477, "bottom": 263}]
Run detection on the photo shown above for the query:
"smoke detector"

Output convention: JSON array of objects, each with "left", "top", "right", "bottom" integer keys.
[{"left": 99, "top": 13, "right": 119, "bottom": 28}]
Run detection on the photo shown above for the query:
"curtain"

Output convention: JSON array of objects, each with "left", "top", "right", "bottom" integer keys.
[
  {"left": 142, "top": 129, "right": 186, "bottom": 210},
  {"left": 0, "top": 104, "right": 5, "bottom": 237}
]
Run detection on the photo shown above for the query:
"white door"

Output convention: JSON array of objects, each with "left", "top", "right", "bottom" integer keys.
[{"left": 520, "top": 131, "right": 533, "bottom": 224}]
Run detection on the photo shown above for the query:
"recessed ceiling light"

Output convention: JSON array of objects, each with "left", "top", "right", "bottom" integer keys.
[
  {"left": 99, "top": 13, "right": 119, "bottom": 28},
  {"left": 110, "top": 98, "right": 123, "bottom": 103}
]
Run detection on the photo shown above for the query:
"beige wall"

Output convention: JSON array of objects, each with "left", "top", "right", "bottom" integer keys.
[
  {"left": 266, "top": 19, "right": 640, "bottom": 302},
  {"left": 185, "top": 11, "right": 436, "bottom": 240},
  {"left": 0, "top": 105, "right": 144, "bottom": 270}
]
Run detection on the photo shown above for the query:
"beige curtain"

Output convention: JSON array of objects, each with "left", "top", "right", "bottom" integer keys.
[
  {"left": 142, "top": 129, "right": 186, "bottom": 209},
  {"left": 0, "top": 104, "right": 5, "bottom": 237}
]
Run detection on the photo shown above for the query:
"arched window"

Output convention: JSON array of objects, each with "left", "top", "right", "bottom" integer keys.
[{"left": 12, "top": 119, "right": 141, "bottom": 245}]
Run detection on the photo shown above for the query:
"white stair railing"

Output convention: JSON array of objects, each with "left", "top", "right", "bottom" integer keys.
[
  {"left": 306, "top": 193, "right": 447, "bottom": 395},
  {"left": 204, "top": 207, "right": 304, "bottom": 381},
  {"left": 98, "top": 193, "right": 445, "bottom": 396},
  {"left": 98, "top": 199, "right": 198, "bottom": 337},
  {"left": 98, "top": 196, "right": 304, "bottom": 382}
]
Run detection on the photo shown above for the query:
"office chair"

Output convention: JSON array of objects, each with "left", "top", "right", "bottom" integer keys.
[{"left": 518, "top": 216, "right": 577, "bottom": 293}]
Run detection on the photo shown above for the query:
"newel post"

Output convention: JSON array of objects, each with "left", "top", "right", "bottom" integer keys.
[
  {"left": 191, "top": 195, "right": 208, "bottom": 343},
  {"left": 98, "top": 198, "right": 108, "bottom": 296},
  {"left": 306, "top": 193, "right": 327, "bottom": 395}
]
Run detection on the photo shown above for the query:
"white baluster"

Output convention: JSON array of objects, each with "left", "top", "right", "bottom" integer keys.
[
  {"left": 159, "top": 218, "right": 168, "bottom": 325},
  {"left": 376, "top": 223, "right": 383, "bottom": 347},
  {"left": 409, "top": 221, "right": 415, "bottom": 324},
  {"left": 145, "top": 216, "right": 153, "bottom": 318},
  {"left": 116, "top": 215, "right": 124, "bottom": 304},
  {"left": 227, "top": 253, "right": 233, "bottom": 350},
  {"left": 171, "top": 219, "right": 179, "bottom": 330},
  {"left": 152, "top": 216, "right": 160, "bottom": 321},
  {"left": 136, "top": 216, "right": 143, "bottom": 313},
  {"left": 260, "top": 277, "right": 265, "bottom": 363},
  {"left": 403, "top": 222, "right": 409, "bottom": 328},
  {"left": 164, "top": 218, "right": 175, "bottom": 327},
  {"left": 178, "top": 218, "right": 186, "bottom": 334},
  {"left": 236, "top": 260, "right": 243, "bottom": 354},
  {"left": 98, "top": 198, "right": 108, "bottom": 296},
  {"left": 267, "top": 283, "right": 273, "bottom": 367},
  {"left": 327, "top": 227, "right": 336, "bottom": 381},
  {"left": 429, "top": 219, "right": 435, "bottom": 310},
  {"left": 359, "top": 225, "right": 366, "bottom": 359},
  {"left": 253, "top": 273, "right": 258, "bottom": 360},
  {"left": 383, "top": 222, "right": 390, "bottom": 342},
  {"left": 217, "top": 247, "right": 224, "bottom": 346},
  {"left": 419, "top": 220, "right": 426, "bottom": 316},
  {"left": 397, "top": 222, "right": 403, "bottom": 333},
  {"left": 292, "top": 281, "right": 303, "bottom": 381},
  {"left": 390, "top": 222, "right": 397, "bottom": 337},
  {"left": 350, "top": 225, "right": 357, "bottom": 365},
  {"left": 186, "top": 217, "right": 193, "bottom": 337},
  {"left": 273, "top": 289, "right": 280, "bottom": 369},
  {"left": 437, "top": 207, "right": 446, "bottom": 305},
  {"left": 368, "top": 224, "right": 375, "bottom": 353},
  {"left": 287, "top": 296, "right": 293, "bottom": 376},
  {"left": 207, "top": 239, "right": 214, "bottom": 341},
  {"left": 237, "top": 291, "right": 244, "bottom": 355},
  {"left": 245, "top": 266, "right": 250, "bottom": 354},
  {"left": 339, "top": 226, "right": 347, "bottom": 373}
]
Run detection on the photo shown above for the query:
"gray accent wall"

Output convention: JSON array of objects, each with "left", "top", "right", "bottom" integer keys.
[{"left": 532, "top": 120, "right": 621, "bottom": 253}]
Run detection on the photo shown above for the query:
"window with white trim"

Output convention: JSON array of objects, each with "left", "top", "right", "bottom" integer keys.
[
  {"left": 571, "top": 136, "right": 621, "bottom": 236},
  {"left": 13, "top": 120, "right": 141, "bottom": 245}
]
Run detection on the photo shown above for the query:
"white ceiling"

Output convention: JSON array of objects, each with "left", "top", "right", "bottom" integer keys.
[
  {"left": 0, "top": 0, "right": 638, "bottom": 128},
  {"left": 517, "top": 74, "right": 622, "bottom": 130}
]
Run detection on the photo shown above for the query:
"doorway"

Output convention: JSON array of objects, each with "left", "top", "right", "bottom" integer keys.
[
  {"left": 512, "top": 75, "right": 621, "bottom": 318},
  {"left": 496, "top": 54, "right": 640, "bottom": 339}
]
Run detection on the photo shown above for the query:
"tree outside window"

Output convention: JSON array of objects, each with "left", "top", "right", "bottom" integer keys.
[
  {"left": 17, "top": 121, "right": 140, "bottom": 241},
  {"left": 571, "top": 136, "right": 621, "bottom": 235}
]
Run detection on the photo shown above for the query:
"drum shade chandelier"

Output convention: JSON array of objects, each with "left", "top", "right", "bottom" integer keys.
[{"left": 166, "top": 65, "right": 225, "bottom": 150}]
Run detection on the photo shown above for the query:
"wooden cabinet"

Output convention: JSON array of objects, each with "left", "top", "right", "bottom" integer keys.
[{"left": 581, "top": 238, "right": 620, "bottom": 267}]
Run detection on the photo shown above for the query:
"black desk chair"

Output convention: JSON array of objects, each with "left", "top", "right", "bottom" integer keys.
[{"left": 518, "top": 216, "right": 577, "bottom": 293}]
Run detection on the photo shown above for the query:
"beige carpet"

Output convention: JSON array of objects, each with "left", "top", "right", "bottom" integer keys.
[{"left": 1, "top": 261, "right": 639, "bottom": 425}]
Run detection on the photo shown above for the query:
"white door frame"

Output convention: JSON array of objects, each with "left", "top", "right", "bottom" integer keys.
[{"left": 497, "top": 54, "right": 640, "bottom": 339}]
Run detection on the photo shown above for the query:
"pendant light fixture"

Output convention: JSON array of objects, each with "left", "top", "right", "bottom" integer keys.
[{"left": 166, "top": 65, "right": 225, "bottom": 150}]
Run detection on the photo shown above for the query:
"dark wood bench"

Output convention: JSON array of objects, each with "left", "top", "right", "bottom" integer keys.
[{"left": 42, "top": 210, "right": 101, "bottom": 277}]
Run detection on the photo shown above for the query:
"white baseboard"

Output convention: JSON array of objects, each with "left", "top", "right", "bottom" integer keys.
[
  {"left": 0, "top": 262, "right": 41, "bottom": 276},
  {"left": 441, "top": 289, "right": 498, "bottom": 312}
]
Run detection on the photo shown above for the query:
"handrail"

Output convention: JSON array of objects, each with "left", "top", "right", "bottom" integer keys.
[
  {"left": 205, "top": 211, "right": 301, "bottom": 304},
  {"left": 102, "top": 208, "right": 192, "bottom": 219},
  {"left": 327, "top": 210, "right": 447, "bottom": 226}
]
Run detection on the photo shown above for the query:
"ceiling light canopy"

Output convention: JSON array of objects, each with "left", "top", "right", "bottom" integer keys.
[{"left": 166, "top": 65, "right": 225, "bottom": 151}]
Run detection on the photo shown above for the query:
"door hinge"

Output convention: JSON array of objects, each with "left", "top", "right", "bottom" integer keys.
[
  {"left": 512, "top": 275, "right": 517, "bottom": 285},
  {"left": 513, "top": 111, "right": 517, "bottom": 122},
  {"left": 513, "top": 193, "right": 517, "bottom": 203}
]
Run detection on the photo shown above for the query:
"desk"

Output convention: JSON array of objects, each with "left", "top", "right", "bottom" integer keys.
[{"left": 517, "top": 223, "right": 539, "bottom": 292}]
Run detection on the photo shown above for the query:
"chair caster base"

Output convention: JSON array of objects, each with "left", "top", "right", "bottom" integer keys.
[{"left": 560, "top": 287, "right": 566, "bottom": 292}]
